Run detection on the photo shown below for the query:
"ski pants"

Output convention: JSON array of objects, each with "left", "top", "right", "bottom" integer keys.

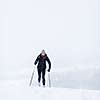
[{"left": 37, "top": 68, "right": 46, "bottom": 85}]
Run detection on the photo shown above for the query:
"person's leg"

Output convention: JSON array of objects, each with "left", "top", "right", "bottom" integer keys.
[
  {"left": 42, "top": 69, "right": 46, "bottom": 86},
  {"left": 37, "top": 68, "right": 41, "bottom": 83}
]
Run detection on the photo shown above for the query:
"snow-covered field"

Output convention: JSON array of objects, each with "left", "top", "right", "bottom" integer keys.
[
  {"left": 1, "top": 0, "right": 100, "bottom": 99},
  {"left": 0, "top": 66, "right": 100, "bottom": 100},
  {"left": 0, "top": 84, "right": 100, "bottom": 100}
]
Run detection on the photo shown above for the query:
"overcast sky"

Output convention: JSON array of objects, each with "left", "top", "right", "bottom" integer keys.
[{"left": 0, "top": 0, "right": 100, "bottom": 69}]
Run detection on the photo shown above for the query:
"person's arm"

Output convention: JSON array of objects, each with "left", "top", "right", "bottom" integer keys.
[
  {"left": 34, "top": 55, "right": 40, "bottom": 65},
  {"left": 46, "top": 56, "right": 51, "bottom": 72}
]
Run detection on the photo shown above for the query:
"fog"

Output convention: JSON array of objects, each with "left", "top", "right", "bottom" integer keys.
[{"left": 1, "top": 0, "right": 100, "bottom": 69}]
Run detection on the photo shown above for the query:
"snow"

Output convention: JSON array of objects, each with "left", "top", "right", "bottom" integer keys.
[
  {"left": 1, "top": 0, "right": 100, "bottom": 100},
  {"left": 0, "top": 67, "right": 100, "bottom": 100},
  {"left": 0, "top": 85, "right": 100, "bottom": 100}
]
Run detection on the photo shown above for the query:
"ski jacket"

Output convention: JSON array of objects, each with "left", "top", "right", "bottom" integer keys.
[{"left": 34, "top": 54, "right": 51, "bottom": 70}]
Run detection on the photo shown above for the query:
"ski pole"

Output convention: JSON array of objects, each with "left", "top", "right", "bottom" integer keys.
[
  {"left": 48, "top": 72, "right": 51, "bottom": 88},
  {"left": 29, "top": 67, "right": 36, "bottom": 86}
]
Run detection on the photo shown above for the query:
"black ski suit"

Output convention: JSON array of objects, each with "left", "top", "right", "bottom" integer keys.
[{"left": 34, "top": 54, "right": 51, "bottom": 85}]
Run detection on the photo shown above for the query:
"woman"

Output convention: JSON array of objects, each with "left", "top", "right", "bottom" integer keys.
[{"left": 34, "top": 50, "right": 51, "bottom": 87}]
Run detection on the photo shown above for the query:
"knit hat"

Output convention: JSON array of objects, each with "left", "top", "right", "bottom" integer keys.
[{"left": 41, "top": 50, "right": 46, "bottom": 56}]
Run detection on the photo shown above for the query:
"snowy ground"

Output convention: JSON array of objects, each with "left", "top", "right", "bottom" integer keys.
[
  {"left": 0, "top": 85, "right": 100, "bottom": 100},
  {"left": 0, "top": 66, "right": 100, "bottom": 100}
]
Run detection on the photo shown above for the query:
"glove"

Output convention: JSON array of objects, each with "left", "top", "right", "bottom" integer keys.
[
  {"left": 34, "top": 61, "right": 37, "bottom": 65},
  {"left": 47, "top": 69, "right": 50, "bottom": 72}
]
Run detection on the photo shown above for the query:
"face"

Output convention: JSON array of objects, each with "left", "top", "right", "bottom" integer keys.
[
  {"left": 41, "top": 52, "right": 45, "bottom": 56},
  {"left": 41, "top": 50, "right": 46, "bottom": 56}
]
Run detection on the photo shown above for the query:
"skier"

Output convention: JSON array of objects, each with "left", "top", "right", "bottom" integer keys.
[{"left": 34, "top": 50, "right": 51, "bottom": 87}]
